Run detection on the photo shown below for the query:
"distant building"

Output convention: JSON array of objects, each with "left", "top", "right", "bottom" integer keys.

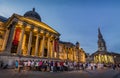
[
  {"left": 86, "top": 53, "right": 93, "bottom": 63},
  {"left": 111, "top": 52, "right": 120, "bottom": 64},
  {"left": 59, "top": 41, "right": 86, "bottom": 63},
  {"left": 92, "top": 28, "right": 114, "bottom": 64}
]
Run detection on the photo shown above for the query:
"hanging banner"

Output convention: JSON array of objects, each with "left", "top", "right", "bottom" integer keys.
[
  {"left": 12, "top": 28, "right": 21, "bottom": 46},
  {"left": 54, "top": 40, "right": 57, "bottom": 52},
  {"left": 54, "top": 39, "right": 59, "bottom": 52},
  {"left": 57, "top": 41, "right": 59, "bottom": 52}
]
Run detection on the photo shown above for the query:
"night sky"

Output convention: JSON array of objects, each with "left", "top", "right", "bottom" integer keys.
[{"left": 0, "top": 0, "right": 120, "bottom": 54}]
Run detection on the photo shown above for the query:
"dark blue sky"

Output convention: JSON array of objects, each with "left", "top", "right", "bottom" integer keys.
[{"left": 0, "top": 0, "right": 120, "bottom": 54}]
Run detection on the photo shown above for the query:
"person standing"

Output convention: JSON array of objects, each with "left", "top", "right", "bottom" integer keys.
[
  {"left": 112, "top": 64, "right": 116, "bottom": 70},
  {"left": 15, "top": 60, "right": 18, "bottom": 70},
  {"left": 50, "top": 61, "right": 53, "bottom": 72}
]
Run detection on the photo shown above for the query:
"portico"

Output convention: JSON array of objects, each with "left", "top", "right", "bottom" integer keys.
[{"left": 0, "top": 8, "right": 60, "bottom": 60}]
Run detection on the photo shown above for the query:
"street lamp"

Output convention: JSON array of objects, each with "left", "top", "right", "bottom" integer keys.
[{"left": 114, "top": 56, "right": 116, "bottom": 64}]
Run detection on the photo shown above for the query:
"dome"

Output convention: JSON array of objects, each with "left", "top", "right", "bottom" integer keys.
[
  {"left": 24, "top": 8, "right": 41, "bottom": 21},
  {"left": 76, "top": 42, "right": 80, "bottom": 48}
]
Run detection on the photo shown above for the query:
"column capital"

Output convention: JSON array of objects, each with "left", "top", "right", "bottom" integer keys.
[
  {"left": 55, "top": 37, "right": 59, "bottom": 41},
  {"left": 21, "top": 22, "right": 27, "bottom": 29},
  {"left": 29, "top": 25, "right": 34, "bottom": 31},
  {"left": 31, "top": 25, "right": 34, "bottom": 29},
  {"left": 36, "top": 28, "right": 41, "bottom": 33},
  {"left": 46, "top": 32, "right": 51, "bottom": 37},
  {"left": 22, "top": 22, "right": 27, "bottom": 26},
  {"left": 40, "top": 29, "right": 44, "bottom": 34},
  {"left": 51, "top": 34, "right": 59, "bottom": 40},
  {"left": 12, "top": 20, "right": 18, "bottom": 26},
  {"left": 44, "top": 30, "right": 47, "bottom": 35},
  {"left": 49, "top": 33, "right": 55, "bottom": 38},
  {"left": 17, "top": 21, "right": 23, "bottom": 26},
  {"left": 49, "top": 34, "right": 57, "bottom": 40},
  {"left": 7, "top": 21, "right": 17, "bottom": 29},
  {"left": 13, "top": 18, "right": 18, "bottom": 23}
]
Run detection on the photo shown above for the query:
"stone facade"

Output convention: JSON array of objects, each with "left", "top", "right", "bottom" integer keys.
[
  {"left": 0, "top": 9, "right": 60, "bottom": 66},
  {"left": 59, "top": 41, "right": 86, "bottom": 63},
  {"left": 0, "top": 8, "right": 86, "bottom": 67}
]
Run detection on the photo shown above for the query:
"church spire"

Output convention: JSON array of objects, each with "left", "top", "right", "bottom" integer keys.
[
  {"left": 98, "top": 27, "right": 103, "bottom": 39},
  {"left": 97, "top": 27, "right": 107, "bottom": 51}
]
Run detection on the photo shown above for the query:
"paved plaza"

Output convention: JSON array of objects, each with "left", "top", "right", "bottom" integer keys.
[{"left": 0, "top": 68, "right": 120, "bottom": 78}]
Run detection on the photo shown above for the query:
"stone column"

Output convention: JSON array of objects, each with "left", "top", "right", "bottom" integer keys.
[
  {"left": 64, "top": 48, "right": 66, "bottom": 59},
  {"left": 35, "top": 30, "right": 40, "bottom": 56},
  {"left": 47, "top": 37, "right": 50, "bottom": 58},
  {"left": 17, "top": 23, "right": 26, "bottom": 55},
  {"left": 99, "top": 54, "right": 101, "bottom": 63},
  {"left": 52, "top": 39, "right": 55, "bottom": 58},
  {"left": 49, "top": 39, "right": 52, "bottom": 58},
  {"left": 41, "top": 35, "right": 45, "bottom": 57},
  {"left": 72, "top": 48, "right": 74, "bottom": 61},
  {"left": 2, "top": 29, "right": 10, "bottom": 51},
  {"left": 56, "top": 39, "right": 59, "bottom": 59},
  {"left": 27, "top": 26, "right": 33, "bottom": 56},
  {"left": 78, "top": 50, "right": 80, "bottom": 62},
  {"left": 38, "top": 35, "right": 42, "bottom": 57},
  {"left": 66, "top": 47, "right": 68, "bottom": 60},
  {"left": 6, "top": 20, "right": 18, "bottom": 53}
]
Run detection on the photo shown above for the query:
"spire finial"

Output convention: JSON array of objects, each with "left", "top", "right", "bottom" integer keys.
[
  {"left": 33, "top": 8, "right": 35, "bottom": 12},
  {"left": 98, "top": 27, "right": 103, "bottom": 39},
  {"left": 98, "top": 27, "right": 101, "bottom": 34}
]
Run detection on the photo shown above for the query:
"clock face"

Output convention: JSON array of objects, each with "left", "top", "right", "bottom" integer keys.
[{"left": 98, "top": 47, "right": 104, "bottom": 51}]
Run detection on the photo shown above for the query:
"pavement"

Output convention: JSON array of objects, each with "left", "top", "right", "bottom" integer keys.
[{"left": 0, "top": 68, "right": 120, "bottom": 78}]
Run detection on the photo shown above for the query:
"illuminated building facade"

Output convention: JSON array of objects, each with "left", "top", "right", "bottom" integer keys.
[
  {"left": 0, "top": 8, "right": 86, "bottom": 66},
  {"left": 92, "top": 28, "right": 114, "bottom": 64},
  {"left": 0, "top": 8, "right": 60, "bottom": 65},
  {"left": 59, "top": 41, "right": 86, "bottom": 63},
  {"left": 111, "top": 52, "right": 120, "bottom": 64}
]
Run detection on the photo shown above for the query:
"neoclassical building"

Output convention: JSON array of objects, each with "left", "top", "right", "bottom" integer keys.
[
  {"left": 59, "top": 41, "right": 86, "bottom": 63},
  {"left": 0, "top": 8, "right": 86, "bottom": 66},
  {"left": 0, "top": 8, "right": 60, "bottom": 65},
  {"left": 92, "top": 28, "right": 114, "bottom": 64}
]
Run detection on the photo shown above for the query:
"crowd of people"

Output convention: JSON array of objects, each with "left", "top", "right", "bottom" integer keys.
[
  {"left": 1, "top": 59, "right": 120, "bottom": 72},
  {"left": 15, "top": 60, "right": 79, "bottom": 72},
  {"left": 14, "top": 60, "right": 120, "bottom": 72}
]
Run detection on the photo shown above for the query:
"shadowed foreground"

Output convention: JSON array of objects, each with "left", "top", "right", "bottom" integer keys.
[{"left": 0, "top": 69, "right": 120, "bottom": 78}]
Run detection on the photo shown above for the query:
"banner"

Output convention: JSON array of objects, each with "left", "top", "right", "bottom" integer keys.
[
  {"left": 54, "top": 40, "right": 57, "bottom": 52},
  {"left": 54, "top": 39, "right": 59, "bottom": 52},
  {"left": 12, "top": 28, "right": 21, "bottom": 46}
]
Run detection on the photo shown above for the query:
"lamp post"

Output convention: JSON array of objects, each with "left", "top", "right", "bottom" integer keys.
[{"left": 114, "top": 56, "right": 116, "bottom": 64}]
